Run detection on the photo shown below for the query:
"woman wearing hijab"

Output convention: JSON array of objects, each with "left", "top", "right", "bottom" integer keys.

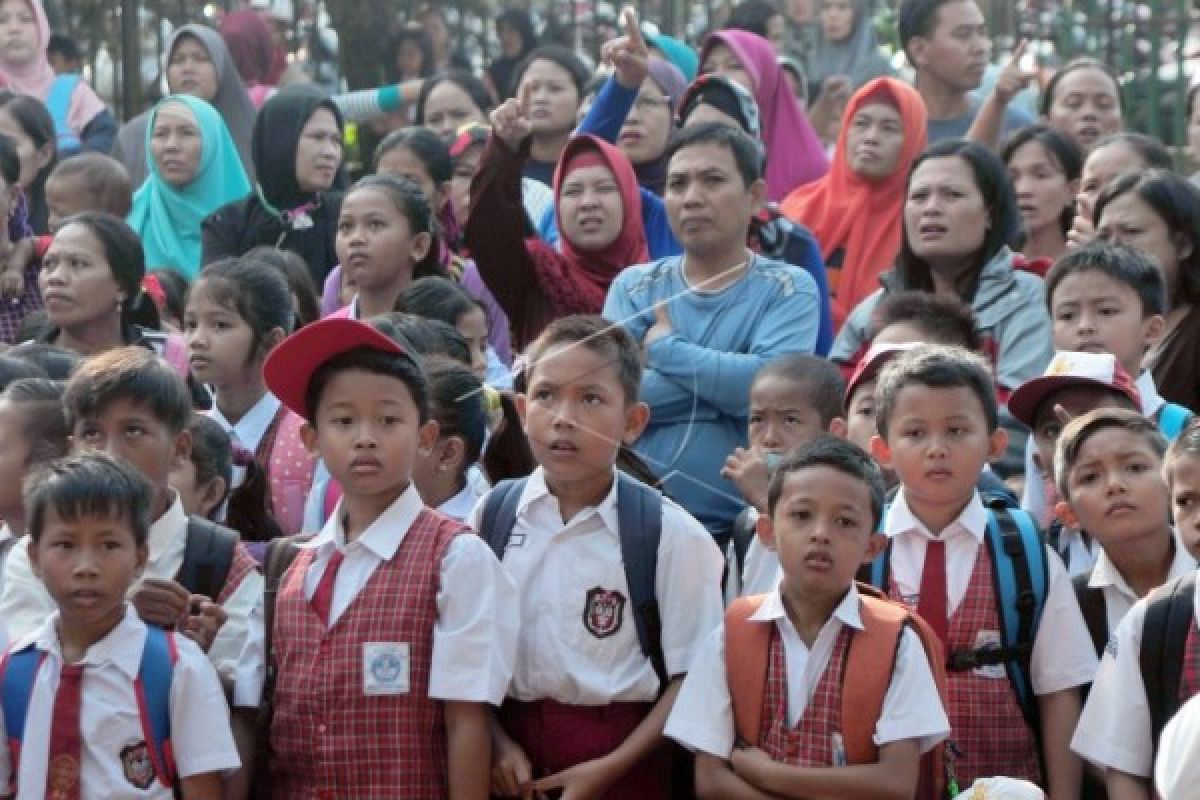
[
  {"left": 219, "top": 10, "right": 277, "bottom": 108},
  {"left": 0, "top": 0, "right": 113, "bottom": 155},
  {"left": 781, "top": 77, "right": 926, "bottom": 329},
  {"left": 202, "top": 85, "right": 345, "bottom": 286},
  {"left": 128, "top": 95, "right": 252, "bottom": 278},
  {"left": 646, "top": 32, "right": 698, "bottom": 82},
  {"left": 112, "top": 24, "right": 257, "bottom": 188},
  {"left": 486, "top": 8, "right": 537, "bottom": 100},
  {"left": 805, "top": 0, "right": 894, "bottom": 90},
  {"left": 700, "top": 28, "right": 827, "bottom": 201}
]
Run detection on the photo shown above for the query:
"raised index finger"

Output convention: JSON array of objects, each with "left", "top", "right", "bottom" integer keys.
[
  {"left": 517, "top": 80, "right": 534, "bottom": 117},
  {"left": 622, "top": 7, "right": 646, "bottom": 51},
  {"left": 1009, "top": 38, "right": 1028, "bottom": 66}
]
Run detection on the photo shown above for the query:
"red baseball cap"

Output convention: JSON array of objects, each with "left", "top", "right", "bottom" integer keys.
[
  {"left": 449, "top": 123, "right": 490, "bottom": 158},
  {"left": 844, "top": 342, "right": 925, "bottom": 403},
  {"left": 263, "top": 317, "right": 417, "bottom": 420},
  {"left": 1008, "top": 351, "right": 1142, "bottom": 429}
]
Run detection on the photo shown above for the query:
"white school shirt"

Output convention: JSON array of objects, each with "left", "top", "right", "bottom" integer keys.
[
  {"left": 1072, "top": 568, "right": 1200, "bottom": 777},
  {"left": 884, "top": 490, "right": 1098, "bottom": 694},
  {"left": 468, "top": 467, "right": 725, "bottom": 705},
  {"left": 0, "top": 606, "right": 240, "bottom": 798},
  {"left": 0, "top": 494, "right": 264, "bottom": 687},
  {"left": 1137, "top": 370, "right": 1167, "bottom": 418},
  {"left": 665, "top": 583, "right": 951, "bottom": 759},
  {"left": 299, "top": 484, "right": 517, "bottom": 705},
  {"left": 722, "top": 508, "right": 779, "bottom": 605},
  {"left": 207, "top": 391, "right": 282, "bottom": 490},
  {"left": 1087, "top": 534, "right": 1196, "bottom": 634},
  {"left": 437, "top": 465, "right": 490, "bottom": 523},
  {"left": 0, "top": 523, "right": 16, "bottom": 599}
]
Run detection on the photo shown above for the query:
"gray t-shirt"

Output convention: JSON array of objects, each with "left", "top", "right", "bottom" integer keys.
[{"left": 927, "top": 96, "right": 1034, "bottom": 144}]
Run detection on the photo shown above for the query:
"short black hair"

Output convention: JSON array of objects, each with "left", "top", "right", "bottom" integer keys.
[
  {"left": 875, "top": 345, "right": 998, "bottom": 439},
  {"left": 1001, "top": 124, "right": 1083, "bottom": 236},
  {"left": 1044, "top": 241, "right": 1167, "bottom": 317},
  {"left": 399, "top": 276, "right": 483, "bottom": 328},
  {"left": 0, "top": 354, "right": 45, "bottom": 392},
  {"left": 766, "top": 435, "right": 886, "bottom": 528},
  {"left": 304, "top": 346, "right": 430, "bottom": 426},
  {"left": 64, "top": 347, "right": 192, "bottom": 434},
  {"left": 48, "top": 153, "right": 133, "bottom": 218},
  {"left": 1055, "top": 408, "right": 1166, "bottom": 501},
  {"left": 666, "top": 121, "right": 764, "bottom": 188},
  {"left": 1039, "top": 57, "right": 1122, "bottom": 117},
  {"left": 523, "top": 314, "right": 643, "bottom": 405},
  {"left": 723, "top": 0, "right": 783, "bottom": 38},
  {"left": 371, "top": 313, "right": 471, "bottom": 366},
  {"left": 753, "top": 354, "right": 845, "bottom": 426},
  {"left": 868, "top": 290, "right": 983, "bottom": 351},
  {"left": 375, "top": 125, "right": 455, "bottom": 184},
  {"left": 512, "top": 45, "right": 591, "bottom": 102},
  {"left": 897, "top": 0, "right": 959, "bottom": 57},
  {"left": 0, "top": 133, "right": 19, "bottom": 188},
  {"left": 1, "top": 378, "right": 69, "bottom": 467},
  {"left": 47, "top": 32, "right": 82, "bottom": 63},
  {"left": 186, "top": 413, "right": 233, "bottom": 500},
  {"left": 25, "top": 452, "right": 153, "bottom": 546},
  {"left": 5, "top": 342, "right": 80, "bottom": 381},
  {"left": 415, "top": 70, "right": 495, "bottom": 131},
  {"left": 1167, "top": 416, "right": 1200, "bottom": 483}
]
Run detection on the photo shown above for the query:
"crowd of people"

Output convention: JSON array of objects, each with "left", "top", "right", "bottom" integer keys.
[{"left": 0, "top": 0, "right": 1198, "bottom": 797}]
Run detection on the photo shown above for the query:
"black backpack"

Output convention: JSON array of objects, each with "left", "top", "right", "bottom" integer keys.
[
  {"left": 175, "top": 516, "right": 240, "bottom": 599},
  {"left": 1072, "top": 571, "right": 1108, "bottom": 659},
  {"left": 1139, "top": 572, "right": 1199, "bottom": 755}
]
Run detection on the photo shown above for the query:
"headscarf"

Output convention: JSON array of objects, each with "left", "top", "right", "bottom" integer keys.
[
  {"left": 780, "top": 77, "right": 927, "bottom": 328},
  {"left": 128, "top": 95, "right": 253, "bottom": 277},
  {"left": 253, "top": 84, "right": 344, "bottom": 212},
  {"left": 701, "top": 30, "right": 828, "bottom": 202},
  {"left": 220, "top": 11, "right": 276, "bottom": 88},
  {"left": 805, "top": 0, "right": 894, "bottom": 89},
  {"left": 679, "top": 74, "right": 764, "bottom": 142},
  {"left": 630, "top": 58, "right": 687, "bottom": 195},
  {"left": 487, "top": 9, "right": 537, "bottom": 99},
  {"left": 0, "top": 0, "right": 105, "bottom": 133},
  {"left": 549, "top": 135, "right": 648, "bottom": 311},
  {"left": 646, "top": 32, "right": 698, "bottom": 82}
]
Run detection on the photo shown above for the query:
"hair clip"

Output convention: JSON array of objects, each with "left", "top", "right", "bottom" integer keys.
[
  {"left": 481, "top": 384, "right": 502, "bottom": 412},
  {"left": 141, "top": 274, "right": 166, "bottom": 309},
  {"left": 231, "top": 444, "right": 255, "bottom": 468}
]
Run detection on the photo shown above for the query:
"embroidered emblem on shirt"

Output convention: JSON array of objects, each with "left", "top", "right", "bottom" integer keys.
[
  {"left": 47, "top": 753, "right": 81, "bottom": 796},
  {"left": 583, "top": 587, "right": 625, "bottom": 638},
  {"left": 120, "top": 740, "right": 156, "bottom": 789}
]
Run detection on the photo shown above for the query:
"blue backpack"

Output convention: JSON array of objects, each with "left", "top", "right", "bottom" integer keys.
[
  {"left": 44, "top": 74, "right": 82, "bottom": 156},
  {"left": 859, "top": 493, "right": 1050, "bottom": 729},
  {"left": 1158, "top": 403, "right": 1194, "bottom": 442},
  {"left": 0, "top": 624, "right": 177, "bottom": 791}
]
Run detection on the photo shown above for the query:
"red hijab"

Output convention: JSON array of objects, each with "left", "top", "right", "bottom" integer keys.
[
  {"left": 781, "top": 78, "right": 927, "bottom": 329},
  {"left": 548, "top": 135, "right": 648, "bottom": 311}
]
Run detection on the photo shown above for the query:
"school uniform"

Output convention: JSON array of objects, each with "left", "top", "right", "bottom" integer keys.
[
  {"left": 1086, "top": 535, "right": 1196, "bottom": 634},
  {"left": 0, "top": 606, "right": 240, "bottom": 798},
  {"left": 1072, "top": 568, "right": 1200, "bottom": 778},
  {"left": 267, "top": 484, "right": 517, "bottom": 800},
  {"left": 882, "top": 489, "right": 1098, "bottom": 786},
  {"left": 0, "top": 494, "right": 263, "bottom": 688},
  {"left": 0, "top": 523, "right": 17, "bottom": 599},
  {"left": 723, "top": 508, "right": 783, "bottom": 605},
  {"left": 437, "top": 465, "right": 490, "bottom": 523},
  {"left": 469, "top": 467, "right": 724, "bottom": 798}
]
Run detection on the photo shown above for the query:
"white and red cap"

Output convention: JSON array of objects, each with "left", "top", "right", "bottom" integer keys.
[{"left": 1008, "top": 351, "right": 1141, "bottom": 429}]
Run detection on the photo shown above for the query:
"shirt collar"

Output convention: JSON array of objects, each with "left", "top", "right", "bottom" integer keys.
[
  {"left": 884, "top": 489, "right": 988, "bottom": 542},
  {"left": 148, "top": 491, "right": 188, "bottom": 560},
  {"left": 1137, "top": 370, "right": 1165, "bottom": 416},
  {"left": 209, "top": 392, "right": 282, "bottom": 454},
  {"left": 1090, "top": 531, "right": 1197, "bottom": 593},
  {"left": 303, "top": 483, "right": 425, "bottom": 561},
  {"left": 750, "top": 582, "right": 865, "bottom": 631},
  {"left": 0, "top": 523, "right": 13, "bottom": 546},
  {"left": 27, "top": 606, "right": 146, "bottom": 679},
  {"left": 517, "top": 467, "right": 621, "bottom": 534}
]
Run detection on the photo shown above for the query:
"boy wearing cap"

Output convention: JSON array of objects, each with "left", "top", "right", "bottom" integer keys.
[{"left": 256, "top": 317, "right": 517, "bottom": 799}]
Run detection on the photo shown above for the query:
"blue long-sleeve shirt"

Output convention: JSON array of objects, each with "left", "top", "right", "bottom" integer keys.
[{"left": 603, "top": 254, "right": 819, "bottom": 535}]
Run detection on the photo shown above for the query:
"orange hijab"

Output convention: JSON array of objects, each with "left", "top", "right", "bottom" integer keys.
[{"left": 780, "top": 78, "right": 927, "bottom": 329}]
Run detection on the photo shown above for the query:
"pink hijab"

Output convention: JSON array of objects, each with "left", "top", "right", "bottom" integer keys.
[
  {"left": 702, "top": 30, "right": 828, "bottom": 202},
  {"left": 0, "top": 0, "right": 105, "bottom": 131}
]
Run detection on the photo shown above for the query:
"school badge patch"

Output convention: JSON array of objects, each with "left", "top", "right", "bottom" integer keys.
[
  {"left": 47, "top": 753, "right": 80, "bottom": 798},
  {"left": 120, "top": 740, "right": 156, "bottom": 790},
  {"left": 583, "top": 587, "right": 625, "bottom": 638}
]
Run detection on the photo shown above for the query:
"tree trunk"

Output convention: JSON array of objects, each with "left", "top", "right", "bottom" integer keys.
[{"left": 325, "top": 0, "right": 400, "bottom": 90}]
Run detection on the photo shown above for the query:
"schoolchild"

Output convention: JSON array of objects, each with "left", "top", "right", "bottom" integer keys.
[
  {"left": 476, "top": 314, "right": 724, "bottom": 799},
  {"left": 257, "top": 316, "right": 516, "bottom": 799},
  {"left": 171, "top": 413, "right": 233, "bottom": 523},
  {"left": 0, "top": 453, "right": 239, "bottom": 798},
  {"left": 867, "top": 345, "right": 1097, "bottom": 793},
  {"left": 667, "top": 436, "right": 950, "bottom": 799}
]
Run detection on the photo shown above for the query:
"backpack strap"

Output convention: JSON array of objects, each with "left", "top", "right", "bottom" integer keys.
[
  {"left": 1158, "top": 403, "right": 1194, "bottom": 442},
  {"left": 45, "top": 74, "right": 82, "bottom": 155},
  {"left": 842, "top": 590, "right": 907, "bottom": 764},
  {"left": 615, "top": 473, "right": 664, "bottom": 681},
  {"left": 1140, "top": 571, "right": 1197, "bottom": 754},
  {"left": 133, "top": 626, "right": 178, "bottom": 790},
  {"left": 478, "top": 478, "right": 527, "bottom": 560},
  {"left": 730, "top": 507, "right": 757, "bottom": 584},
  {"left": 0, "top": 644, "right": 43, "bottom": 775},
  {"left": 1071, "top": 571, "right": 1108, "bottom": 658},
  {"left": 724, "top": 594, "right": 771, "bottom": 746},
  {"left": 176, "top": 516, "right": 239, "bottom": 600}
]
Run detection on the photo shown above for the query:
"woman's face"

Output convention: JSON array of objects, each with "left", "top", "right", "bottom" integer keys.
[
  {"left": 558, "top": 163, "right": 624, "bottom": 251},
  {"left": 0, "top": 0, "right": 38, "bottom": 66},
  {"left": 844, "top": 100, "right": 905, "bottom": 181},
  {"left": 450, "top": 142, "right": 482, "bottom": 225},
  {"left": 518, "top": 59, "right": 581, "bottom": 136},
  {"left": 423, "top": 81, "right": 486, "bottom": 140},
  {"left": 150, "top": 101, "right": 204, "bottom": 188},
  {"left": 294, "top": 108, "right": 343, "bottom": 193},
  {"left": 904, "top": 155, "right": 989, "bottom": 263},
  {"left": 0, "top": 107, "right": 50, "bottom": 189},
  {"left": 819, "top": 0, "right": 856, "bottom": 42},
  {"left": 1077, "top": 141, "right": 1137, "bottom": 227},
  {"left": 167, "top": 35, "right": 219, "bottom": 102},
  {"left": 498, "top": 21, "right": 524, "bottom": 58},
  {"left": 1008, "top": 139, "right": 1075, "bottom": 238},
  {"left": 702, "top": 43, "right": 754, "bottom": 95},
  {"left": 617, "top": 78, "right": 674, "bottom": 165},
  {"left": 376, "top": 145, "right": 441, "bottom": 209},
  {"left": 1097, "top": 192, "right": 1187, "bottom": 306},
  {"left": 1046, "top": 67, "right": 1122, "bottom": 153},
  {"left": 39, "top": 222, "right": 123, "bottom": 330}
]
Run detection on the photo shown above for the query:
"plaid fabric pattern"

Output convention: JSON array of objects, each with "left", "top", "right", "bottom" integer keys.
[
  {"left": 267, "top": 509, "right": 464, "bottom": 799},
  {"left": 266, "top": 411, "right": 317, "bottom": 536},
  {"left": 1179, "top": 622, "right": 1200, "bottom": 703},
  {"left": 216, "top": 541, "right": 259, "bottom": 605},
  {"left": 760, "top": 624, "right": 852, "bottom": 766}
]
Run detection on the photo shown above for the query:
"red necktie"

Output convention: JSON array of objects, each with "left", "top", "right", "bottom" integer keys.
[
  {"left": 45, "top": 663, "right": 84, "bottom": 800},
  {"left": 311, "top": 549, "right": 345, "bottom": 626},
  {"left": 917, "top": 538, "right": 949, "bottom": 648}
]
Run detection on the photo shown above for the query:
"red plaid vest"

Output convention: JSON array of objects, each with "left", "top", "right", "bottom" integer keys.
[
  {"left": 1179, "top": 623, "right": 1200, "bottom": 702},
  {"left": 216, "top": 541, "right": 259, "bottom": 605},
  {"left": 267, "top": 509, "right": 463, "bottom": 799},
  {"left": 759, "top": 624, "right": 854, "bottom": 766},
  {"left": 890, "top": 545, "right": 1039, "bottom": 787}
]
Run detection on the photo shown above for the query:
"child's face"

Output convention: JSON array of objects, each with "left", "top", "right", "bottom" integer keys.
[
  {"left": 168, "top": 458, "right": 225, "bottom": 520},
  {"left": 872, "top": 385, "right": 1006, "bottom": 513},
  {"left": 1064, "top": 426, "right": 1169, "bottom": 547},
  {"left": 845, "top": 380, "right": 878, "bottom": 454},
  {"left": 44, "top": 173, "right": 98, "bottom": 234},
  {"left": 335, "top": 187, "right": 432, "bottom": 298},
  {"left": 748, "top": 375, "right": 826, "bottom": 459},
  {"left": 0, "top": 107, "right": 50, "bottom": 189},
  {"left": 71, "top": 397, "right": 189, "bottom": 510},
  {"left": 0, "top": 0, "right": 38, "bottom": 67},
  {"left": 1167, "top": 453, "right": 1200, "bottom": 559},
  {"left": 1050, "top": 270, "right": 1161, "bottom": 377},
  {"left": 183, "top": 285, "right": 261, "bottom": 390},
  {"left": 0, "top": 399, "right": 30, "bottom": 516},
  {"left": 300, "top": 368, "right": 438, "bottom": 500},
  {"left": 456, "top": 306, "right": 489, "bottom": 381},
  {"left": 758, "top": 466, "right": 883, "bottom": 600},
  {"left": 518, "top": 343, "right": 649, "bottom": 492},
  {"left": 1031, "top": 386, "right": 1132, "bottom": 480},
  {"left": 29, "top": 507, "right": 147, "bottom": 632}
]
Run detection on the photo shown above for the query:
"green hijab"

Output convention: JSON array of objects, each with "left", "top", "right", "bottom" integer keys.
[{"left": 129, "top": 94, "right": 252, "bottom": 278}]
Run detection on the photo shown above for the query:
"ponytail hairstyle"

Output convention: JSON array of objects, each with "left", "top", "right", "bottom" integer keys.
[
  {"left": 184, "top": 413, "right": 233, "bottom": 520},
  {"left": 425, "top": 357, "right": 488, "bottom": 487},
  {"left": 481, "top": 388, "right": 534, "bottom": 483},
  {"left": 346, "top": 174, "right": 447, "bottom": 282},
  {"left": 189, "top": 256, "right": 295, "bottom": 364}
]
